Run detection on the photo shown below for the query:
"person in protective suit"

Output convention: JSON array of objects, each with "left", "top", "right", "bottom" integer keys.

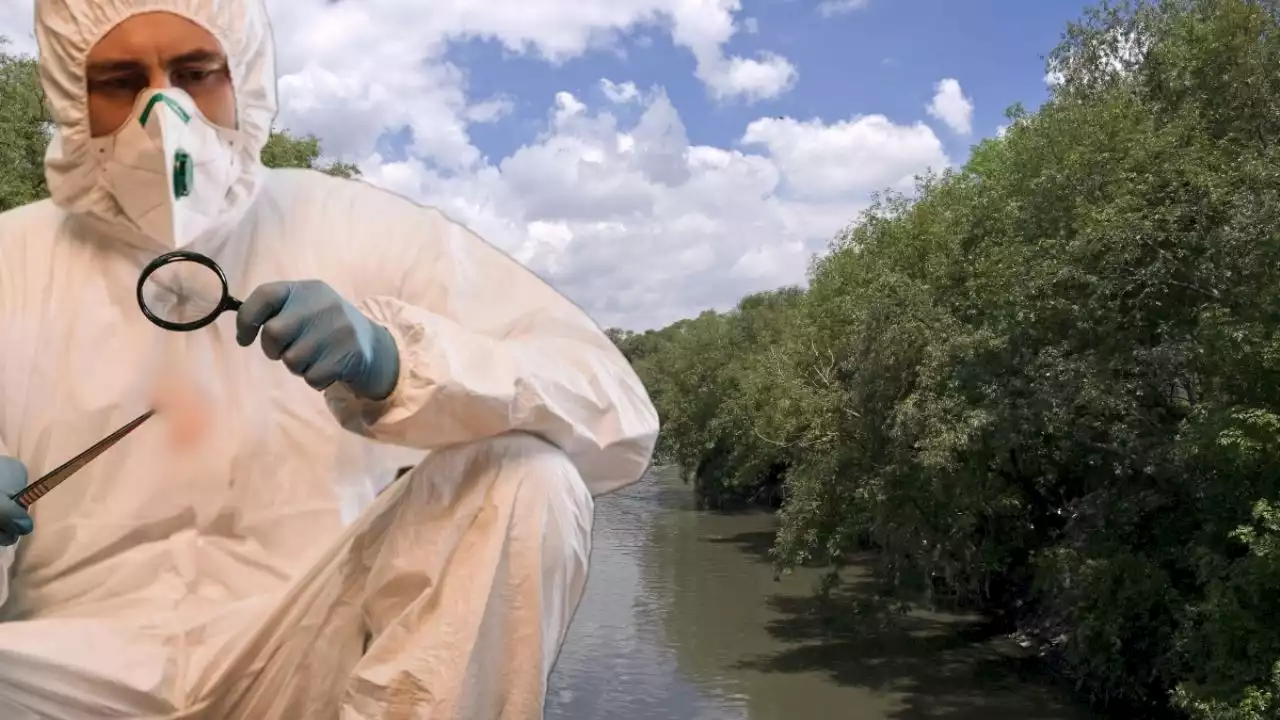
[{"left": 0, "top": 1, "right": 659, "bottom": 718}]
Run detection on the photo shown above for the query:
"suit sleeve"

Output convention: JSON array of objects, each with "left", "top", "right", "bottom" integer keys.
[{"left": 324, "top": 193, "right": 658, "bottom": 497}]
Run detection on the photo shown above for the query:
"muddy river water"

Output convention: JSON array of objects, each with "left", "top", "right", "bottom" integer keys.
[{"left": 545, "top": 467, "right": 1093, "bottom": 720}]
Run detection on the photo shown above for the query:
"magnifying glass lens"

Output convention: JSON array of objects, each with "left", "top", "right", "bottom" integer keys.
[{"left": 139, "top": 259, "right": 226, "bottom": 327}]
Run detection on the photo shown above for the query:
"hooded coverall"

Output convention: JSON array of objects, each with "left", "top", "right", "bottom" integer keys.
[{"left": 0, "top": 1, "right": 659, "bottom": 717}]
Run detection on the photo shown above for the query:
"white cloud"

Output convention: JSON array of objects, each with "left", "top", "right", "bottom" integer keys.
[
  {"left": 236, "top": 0, "right": 802, "bottom": 174},
  {"left": 817, "top": 0, "right": 870, "bottom": 17},
  {"left": 553, "top": 91, "right": 588, "bottom": 124},
  {"left": 710, "top": 52, "right": 797, "bottom": 102},
  {"left": 926, "top": 77, "right": 974, "bottom": 135},
  {"left": 0, "top": 5, "right": 35, "bottom": 56},
  {"left": 356, "top": 88, "right": 948, "bottom": 329},
  {"left": 0, "top": 0, "right": 950, "bottom": 330},
  {"left": 600, "top": 79, "right": 640, "bottom": 104},
  {"left": 741, "top": 115, "right": 947, "bottom": 199},
  {"left": 466, "top": 97, "right": 515, "bottom": 124},
  {"left": 252, "top": 0, "right": 801, "bottom": 105}
]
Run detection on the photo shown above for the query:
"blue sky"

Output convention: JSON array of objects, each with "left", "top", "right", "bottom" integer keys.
[
  {"left": 1, "top": 0, "right": 1099, "bottom": 329},
  {"left": 445, "top": 0, "right": 1089, "bottom": 167}
]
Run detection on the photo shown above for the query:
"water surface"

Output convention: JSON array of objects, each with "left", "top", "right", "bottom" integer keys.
[{"left": 547, "top": 467, "right": 1091, "bottom": 720}]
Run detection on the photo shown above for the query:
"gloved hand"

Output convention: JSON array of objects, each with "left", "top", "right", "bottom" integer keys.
[
  {"left": 0, "top": 457, "right": 34, "bottom": 546},
  {"left": 236, "top": 280, "right": 400, "bottom": 400}
]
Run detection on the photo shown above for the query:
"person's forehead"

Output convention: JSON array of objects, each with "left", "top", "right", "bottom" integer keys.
[{"left": 86, "top": 11, "right": 225, "bottom": 67}]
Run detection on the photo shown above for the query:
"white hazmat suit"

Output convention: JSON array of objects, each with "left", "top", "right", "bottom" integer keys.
[{"left": 0, "top": 0, "right": 659, "bottom": 717}]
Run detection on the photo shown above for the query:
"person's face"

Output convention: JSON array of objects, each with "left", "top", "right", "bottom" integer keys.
[{"left": 85, "top": 12, "right": 236, "bottom": 138}]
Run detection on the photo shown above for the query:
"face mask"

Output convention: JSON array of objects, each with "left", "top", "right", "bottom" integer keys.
[{"left": 94, "top": 88, "right": 242, "bottom": 250}]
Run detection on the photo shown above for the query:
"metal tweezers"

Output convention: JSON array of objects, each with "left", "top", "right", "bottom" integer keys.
[{"left": 9, "top": 410, "right": 155, "bottom": 508}]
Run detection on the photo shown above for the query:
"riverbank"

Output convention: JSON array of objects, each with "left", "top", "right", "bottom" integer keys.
[
  {"left": 547, "top": 467, "right": 1091, "bottom": 719},
  {"left": 605, "top": 4, "right": 1280, "bottom": 714}
]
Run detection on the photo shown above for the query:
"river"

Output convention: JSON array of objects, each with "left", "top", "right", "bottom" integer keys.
[{"left": 545, "top": 467, "right": 1093, "bottom": 720}]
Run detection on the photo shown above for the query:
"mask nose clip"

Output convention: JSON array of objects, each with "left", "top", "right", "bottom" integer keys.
[{"left": 173, "top": 150, "right": 193, "bottom": 199}]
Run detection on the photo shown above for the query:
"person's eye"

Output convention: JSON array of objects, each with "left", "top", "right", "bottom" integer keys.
[
  {"left": 175, "top": 68, "right": 222, "bottom": 86},
  {"left": 89, "top": 76, "right": 145, "bottom": 93}
]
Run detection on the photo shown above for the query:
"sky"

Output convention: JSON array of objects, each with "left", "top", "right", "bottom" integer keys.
[{"left": 0, "top": 0, "right": 1092, "bottom": 330}]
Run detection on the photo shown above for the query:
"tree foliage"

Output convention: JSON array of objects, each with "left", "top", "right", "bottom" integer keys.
[
  {"left": 260, "top": 129, "right": 361, "bottom": 179},
  {"left": 610, "top": 1, "right": 1280, "bottom": 716},
  {"left": 0, "top": 41, "right": 51, "bottom": 212},
  {"left": 0, "top": 39, "right": 358, "bottom": 216}
]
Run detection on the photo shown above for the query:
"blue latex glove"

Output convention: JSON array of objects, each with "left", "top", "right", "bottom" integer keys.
[
  {"left": 235, "top": 280, "right": 400, "bottom": 400},
  {"left": 0, "top": 457, "right": 33, "bottom": 547}
]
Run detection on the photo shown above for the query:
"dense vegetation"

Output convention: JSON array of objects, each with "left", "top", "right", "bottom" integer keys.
[
  {"left": 610, "top": 1, "right": 1280, "bottom": 717},
  {"left": 6, "top": 1, "right": 1280, "bottom": 716}
]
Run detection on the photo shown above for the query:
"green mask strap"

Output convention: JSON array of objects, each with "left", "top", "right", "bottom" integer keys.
[
  {"left": 138, "top": 93, "right": 192, "bottom": 127},
  {"left": 137, "top": 93, "right": 195, "bottom": 201}
]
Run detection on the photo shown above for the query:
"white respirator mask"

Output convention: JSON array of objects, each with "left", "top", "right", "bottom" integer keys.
[{"left": 92, "top": 88, "right": 242, "bottom": 250}]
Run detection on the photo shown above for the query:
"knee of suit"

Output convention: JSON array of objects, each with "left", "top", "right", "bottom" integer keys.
[{"left": 399, "top": 432, "right": 593, "bottom": 514}]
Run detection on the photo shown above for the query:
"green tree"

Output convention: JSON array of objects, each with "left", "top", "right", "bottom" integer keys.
[
  {"left": 0, "top": 40, "right": 51, "bottom": 212},
  {"left": 621, "top": 1, "right": 1280, "bottom": 716},
  {"left": 261, "top": 129, "right": 361, "bottom": 178}
]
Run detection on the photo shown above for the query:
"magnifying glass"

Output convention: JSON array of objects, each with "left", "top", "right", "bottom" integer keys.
[
  {"left": 136, "top": 250, "right": 241, "bottom": 331},
  {"left": 15, "top": 249, "right": 241, "bottom": 508}
]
